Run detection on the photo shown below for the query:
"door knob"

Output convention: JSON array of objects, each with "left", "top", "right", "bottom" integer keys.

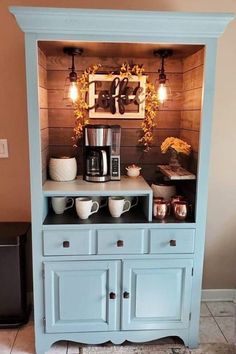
[
  {"left": 63, "top": 241, "right": 70, "bottom": 248},
  {"left": 169, "top": 239, "right": 176, "bottom": 247},
  {"left": 117, "top": 240, "right": 124, "bottom": 247},
  {"left": 109, "top": 292, "right": 116, "bottom": 299},
  {"left": 123, "top": 291, "right": 130, "bottom": 299}
]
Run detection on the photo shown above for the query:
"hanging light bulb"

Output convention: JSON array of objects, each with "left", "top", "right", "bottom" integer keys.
[
  {"left": 154, "top": 49, "right": 173, "bottom": 104},
  {"left": 63, "top": 47, "right": 83, "bottom": 104},
  {"left": 69, "top": 82, "right": 78, "bottom": 103}
]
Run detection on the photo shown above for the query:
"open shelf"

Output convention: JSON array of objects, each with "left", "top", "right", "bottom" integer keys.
[{"left": 44, "top": 205, "right": 149, "bottom": 225}]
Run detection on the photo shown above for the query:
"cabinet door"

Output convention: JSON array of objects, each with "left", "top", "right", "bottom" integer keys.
[
  {"left": 44, "top": 261, "right": 119, "bottom": 333},
  {"left": 122, "top": 259, "right": 193, "bottom": 330}
]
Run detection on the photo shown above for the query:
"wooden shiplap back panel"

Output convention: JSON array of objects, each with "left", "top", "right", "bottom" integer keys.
[
  {"left": 38, "top": 48, "right": 49, "bottom": 183},
  {"left": 180, "top": 48, "right": 204, "bottom": 173},
  {"left": 46, "top": 55, "right": 182, "bottom": 182}
]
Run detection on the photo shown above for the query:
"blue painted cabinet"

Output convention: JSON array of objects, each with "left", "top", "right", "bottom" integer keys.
[
  {"left": 44, "top": 258, "right": 193, "bottom": 333},
  {"left": 10, "top": 5, "right": 233, "bottom": 353},
  {"left": 44, "top": 261, "right": 119, "bottom": 333},
  {"left": 122, "top": 259, "right": 193, "bottom": 330}
]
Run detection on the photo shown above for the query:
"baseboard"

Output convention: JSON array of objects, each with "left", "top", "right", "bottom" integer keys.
[{"left": 201, "top": 289, "right": 236, "bottom": 302}]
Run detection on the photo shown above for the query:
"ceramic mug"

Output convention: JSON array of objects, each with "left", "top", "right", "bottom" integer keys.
[
  {"left": 51, "top": 196, "right": 74, "bottom": 215},
  {"left": 108, "top": 197, "right": 131, "bottom": 218},
  {"left": 75, "top": 197, "right": 99, "bottom": 220}
]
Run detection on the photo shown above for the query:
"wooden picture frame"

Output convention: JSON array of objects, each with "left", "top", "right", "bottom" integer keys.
[{"left": 88, "top": 74, "right": 146, "bottom": 119}]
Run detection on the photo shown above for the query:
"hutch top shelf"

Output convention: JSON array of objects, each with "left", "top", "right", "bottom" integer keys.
[{"left": 43, "top": 175, "right": 153, "bottom": 197}]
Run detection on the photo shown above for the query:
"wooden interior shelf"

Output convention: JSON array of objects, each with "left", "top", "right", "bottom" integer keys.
[{"left": 157, "top": 165, "right": 196, "bottom": 180}]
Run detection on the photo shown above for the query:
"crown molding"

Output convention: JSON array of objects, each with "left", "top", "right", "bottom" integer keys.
[{"left": 9, "top": 7, "right": 234, "bottom": 40}]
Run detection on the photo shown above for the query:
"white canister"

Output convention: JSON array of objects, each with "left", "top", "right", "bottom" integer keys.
[{"left": 49, "top": 157, "right": 77, "bottom": 182}]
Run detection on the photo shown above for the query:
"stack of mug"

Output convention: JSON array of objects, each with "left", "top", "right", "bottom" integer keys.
[
  {"left": 153, "top": 195, "right": 192, "bottom": 221},
  {"left": 51, "top": 196, "right": 138, "bottom": 220}
]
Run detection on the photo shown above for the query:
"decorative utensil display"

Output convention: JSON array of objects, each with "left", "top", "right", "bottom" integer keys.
[{"left": 49, "top": 156, "right": 77, "bottom": 182}]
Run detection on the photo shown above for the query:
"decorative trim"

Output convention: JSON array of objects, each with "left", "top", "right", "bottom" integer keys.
[
  {"left": 9, "top": 7, "right": 234, "bottom": 39},
  {"left": 201, "top": 289, "right": 236, "bottom": 302}
]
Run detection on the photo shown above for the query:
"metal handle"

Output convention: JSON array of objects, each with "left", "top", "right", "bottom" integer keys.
[
  {"left": 123, "top": 291, "right": 130, "bottom": 299},
  {"left": 169, "top": 239, "right": 176, "bottom": 247},
  {"left": 109, "top": 292, "right": 116, "bottom": 300},
  {"left": 101, "top": 149, "right": 108, "bottom": 176},
  {"left": 63, "top": 241, "right": 70, "bottom": 248},
  {"left": 117, "top": 240, "right": 124, "bottom": 247}
]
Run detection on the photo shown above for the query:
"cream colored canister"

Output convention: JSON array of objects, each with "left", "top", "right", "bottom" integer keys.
[{"left": 49, "top": 157, "right": 77, "bottom": 182}]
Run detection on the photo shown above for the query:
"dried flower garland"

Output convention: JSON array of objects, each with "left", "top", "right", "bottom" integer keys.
[{"left": 73, "top": 63, "right": 159, "bottom": 151}]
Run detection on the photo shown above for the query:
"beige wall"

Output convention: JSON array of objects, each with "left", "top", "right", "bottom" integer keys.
[{"left": 0, "top": 0, "right": 235, "bottom": 289}]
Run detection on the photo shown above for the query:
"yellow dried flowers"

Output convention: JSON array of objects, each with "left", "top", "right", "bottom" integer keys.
[{"left": 161, "top": 137, "right": 191, "bottom": 155}]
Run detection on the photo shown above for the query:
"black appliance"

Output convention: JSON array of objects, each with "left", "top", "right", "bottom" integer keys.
[
  {"left": 83, "top": 124, "right": 121, "bottom": 182},
  {"left": 0, "top": 222, "right": 30, "bottom": 328}
]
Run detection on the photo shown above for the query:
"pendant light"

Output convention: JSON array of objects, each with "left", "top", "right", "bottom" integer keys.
[
  {"left": 63, "top": 47, "right": 83, "bottom": 104},
  {"left": 154, "top": 49, "right": 173, "bottom": 104}
]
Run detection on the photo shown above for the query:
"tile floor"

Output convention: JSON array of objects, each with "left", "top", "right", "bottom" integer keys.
[{"left": 0, "top": 301, "right": 235, "bottom": 354}]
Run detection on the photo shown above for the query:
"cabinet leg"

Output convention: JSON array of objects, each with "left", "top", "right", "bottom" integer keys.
[{"left": 35, "top": 339, "right": 52, "bottom": 354}]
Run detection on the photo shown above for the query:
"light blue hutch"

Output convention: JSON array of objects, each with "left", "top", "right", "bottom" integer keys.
[{"left": 10, "top": 7, "right": 233, "bottom": 354}]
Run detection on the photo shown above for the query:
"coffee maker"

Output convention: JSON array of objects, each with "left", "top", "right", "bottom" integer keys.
[{"left": 83, "top": 124, "right": 121, "bottom": 182}]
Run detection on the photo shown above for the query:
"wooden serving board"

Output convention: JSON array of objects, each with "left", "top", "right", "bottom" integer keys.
[{"left": 158, "top": 165, "right": 196, "bottom": 180}]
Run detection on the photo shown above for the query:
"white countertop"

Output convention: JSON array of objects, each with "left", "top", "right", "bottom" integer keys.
[{"left": 43, "top": 175, "right": 152, "bottom": 196}]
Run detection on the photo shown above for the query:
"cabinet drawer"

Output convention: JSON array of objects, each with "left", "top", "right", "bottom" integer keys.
[
  {"left": 97, "top": 229, "right": 147, "bottom": 254},
  {"left": 43, "top": 230, "right": 94, "bottom": 256},
  {"left": 150, "top": 229, "right": 195, "bottom": 254}
]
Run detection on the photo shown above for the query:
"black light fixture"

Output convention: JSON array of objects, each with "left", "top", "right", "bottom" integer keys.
[
  {"left": 63, "top": 47, "right": 83, "bottom": 104},
  {"left": 154, "top": 49, "right": 173, "bottom": 104}
]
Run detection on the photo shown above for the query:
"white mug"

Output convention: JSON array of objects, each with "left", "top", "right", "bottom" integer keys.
[
  {"left": 76, "top": 197, "right": 99, "bottom": 220},
  {"left": 123, "top": 196, "right": 138, "bottom": 209},
  {"left": 51, "top": 197, "right": 74, "bottom": 215},
  {"left": 108, "top": 197, "right": 131, "bottom": 218}
]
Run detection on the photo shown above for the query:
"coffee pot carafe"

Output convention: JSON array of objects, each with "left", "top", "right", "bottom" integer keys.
[{"left": 86, "top": 150, "right": 108, "bottom": 177}]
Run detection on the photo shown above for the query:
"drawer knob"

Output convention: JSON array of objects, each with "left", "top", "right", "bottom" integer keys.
[
  {"left": 63, "top": 241, "right": 70, "bottom": 248},
  {"left": 109, "top": 292, "right": 116, "bottom": 300},
  {"left": 117, "top": 240, "right": 124, "bottom": 247},
  {"left": 123, "top": 291, "right": 130, "bottom": 299},
  {"left": 169, "top": 239, "right": 176, "bottom": 247}
]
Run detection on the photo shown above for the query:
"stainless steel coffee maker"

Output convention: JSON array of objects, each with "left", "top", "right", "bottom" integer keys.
[{"left": 83, "top": 124, "right": 121, "bottom": 182}]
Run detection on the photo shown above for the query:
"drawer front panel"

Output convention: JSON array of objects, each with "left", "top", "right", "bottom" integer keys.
[
  {"left": 43, "top": 230, "right": 94, "bottom": 256},
  {"left": 97, "top": 229, "right": 147, "bottom": 254},
  {"left": 150, "top": 229, "right": 195, "bottom": 254}
]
